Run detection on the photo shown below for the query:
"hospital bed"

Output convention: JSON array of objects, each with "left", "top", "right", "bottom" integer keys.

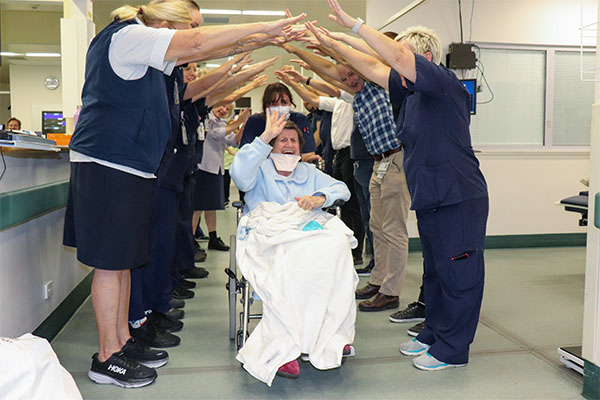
[
  {"left": 224, "top": 200, "right": 344, "bottom": 349},
  {"left": 557, "top": 190, "right": 588, "bottom": 375}
]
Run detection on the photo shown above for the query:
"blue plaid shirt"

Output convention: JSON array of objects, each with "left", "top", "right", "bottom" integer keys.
[{"left": 352, "top": 81, "right": 400, "bottom": 155}]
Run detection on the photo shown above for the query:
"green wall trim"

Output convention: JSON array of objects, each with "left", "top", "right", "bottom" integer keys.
[
  {"left": 583, "top": 360, "right": 600, "bottom": 400},
  {"left": 33, "top": 271, "right": 94, "bottom": 342},
  {"left": 0, "top": 180, "right": 69, "bottom": 230},
  {"left": 408, "top": 233, "right": 586, "bottom": 252}
]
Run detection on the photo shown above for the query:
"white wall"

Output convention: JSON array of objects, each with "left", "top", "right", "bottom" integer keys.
[
  {"left": 367, "top": 0, "right": 593, "bottom": 237},
  {"left": 368, "top": 0, "right": 598, "bottom": 49},
  {"left": 9, "top": 61, "right": 62, "bottom": 132}
]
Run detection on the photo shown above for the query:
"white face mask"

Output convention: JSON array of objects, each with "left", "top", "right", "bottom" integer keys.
[
  {"left": 270, "top": 152, "right": 301, "bottom": 172},
  {"left": 268, "top": 105, "right": 291, "bottom": 120}
]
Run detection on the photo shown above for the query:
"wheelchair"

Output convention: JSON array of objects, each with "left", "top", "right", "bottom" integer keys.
[{"left": 224, "top": 199, "right": 344, "bottom": 350}]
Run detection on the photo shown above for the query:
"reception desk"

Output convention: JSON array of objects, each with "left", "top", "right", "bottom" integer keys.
[{"left": 0, "top": 147, "right": 90, "bottom": 338}]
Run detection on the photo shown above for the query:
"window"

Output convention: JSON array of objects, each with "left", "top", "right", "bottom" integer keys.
[
  {"left": 465, "top": 45, "right": 595, "bottom": 148},
  {"left": 552, "top": 51, "right": 595, "bottom": 146}
]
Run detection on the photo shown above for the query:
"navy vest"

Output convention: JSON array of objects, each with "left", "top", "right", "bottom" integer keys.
[
  {"left": 156, "top": 67, "right": 192, "bottom": 191},
  {"left": 69, "top": 20, "right": 171, "bottom": 174}
]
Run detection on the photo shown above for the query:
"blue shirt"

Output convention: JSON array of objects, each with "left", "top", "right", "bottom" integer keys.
[
  {"left": 352, "top": 81, "right": 399, "bottom": 156},
  {"left": 390, "top": 54, "right": 487, "bottom": 210},
  {"left": 230, "top": 137, "right": 350, "bottom": 213},
  {"left": 240, "top": 111, "right": 317, "bottom": 154}
]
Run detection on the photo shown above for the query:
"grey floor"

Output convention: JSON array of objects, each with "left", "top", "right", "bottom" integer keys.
[{"left": 52, "top": 203, "right": 586, "bottom": 399}]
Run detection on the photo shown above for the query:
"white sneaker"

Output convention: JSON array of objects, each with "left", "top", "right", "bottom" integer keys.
[
  {"left": 412, "top": 352, "right": 466, "bottom": 371},
  {"left": 399, "top": 339, "right": 430, "bottom": 356}
]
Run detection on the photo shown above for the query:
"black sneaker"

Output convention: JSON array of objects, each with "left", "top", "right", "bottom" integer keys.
[
  {"left": 179, "top": 278, "right": 196, "bottom": 289},
  {"left": 88, "top": 351, "right": 157, "bottom": 388},
  {"left": 169, "top": 298, "right": 185, "bottom": 309},
  {"left": 194, "top": 249, "right": 207, "bottom": 263},
  {"left": 389, "top": 302, "right": 426, "bottom": 323},
  {"left": 172, "top": 287, "right": 195, "bottom": 299},
  {"left": 130, "top": 319, "right": 181, "bottom": 348},
  {"left": 407, "top": 321, "right": 426, "bottom": 337},
  {"left": 121, "top": 338, "right": 169, "bottom": 368},
  {"left": 148, "top": 311, "right": 184, "bottom": 333},
  {"left": 164, "top": 308, "right": 185, "bottom": 320},
  {"left": 208, "top": 237, "right": 230, "bottom": 251},
  {"left": 181, "top": 266, "right": 209, "bottom": 280},
  {"left": 355, "top": 259, "right": 374, "bottom": 277}
]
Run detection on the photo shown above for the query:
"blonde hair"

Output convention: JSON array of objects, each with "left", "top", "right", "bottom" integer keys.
[
  {"left": 396, "top": 26, "right": 442, "bottom": 65},
  {"left": 110, "top": 1, "right": 192, "bottom": 26}
]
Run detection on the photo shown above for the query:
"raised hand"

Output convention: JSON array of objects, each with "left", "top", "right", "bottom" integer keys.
[
  {"left": 231, "top": 53, "right": 253, "bottom": 73},
  {"left": 260, "top": 108, "right": 288, "bottom": 144},
  {"left": 238, "top": 107, "right": 251, "bottom": 123},
  {"left": 251, "top": 74, "right": 269, "bottom": 88},
  {"left": 305, "top": 21, "right": 335, "bottom": 48},
  {"left": 290, "top": 59, "right": 312, "bottom": 71},
  {"left": 283, "top": 68, "right": 306, "bottom": 83},
  {"left": 274, "top": 70, "right": 292, "bottom": 85},
  {"left": 327, "top": 0, "right": 357, "bottom": 29},
  {"left": 263, "top": 13, "right": 307, "bottom": 36}
]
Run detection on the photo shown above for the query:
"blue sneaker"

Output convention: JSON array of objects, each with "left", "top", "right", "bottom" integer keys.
[
  {"left": 413, "top": 352, "right": 466, "bottom": 371},
  {"left": 399, "top": 339, "right": 430, "bottom": 356}
]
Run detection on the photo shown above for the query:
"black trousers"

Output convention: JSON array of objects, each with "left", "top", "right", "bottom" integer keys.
[{"left": 333, "top": 147, "right": 365, "bottom": 259}]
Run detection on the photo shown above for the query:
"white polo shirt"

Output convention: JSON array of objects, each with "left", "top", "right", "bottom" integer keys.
[{"left": 319, "top": 90, "right": 354, "bottom": 151}]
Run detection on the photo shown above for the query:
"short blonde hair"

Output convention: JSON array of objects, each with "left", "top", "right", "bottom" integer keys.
[
  {"left": 397, "top": 26, "right": 442, "bottom": 65},
  {"left": 111, "top": 1, "right": 192, "bottom": 25}
]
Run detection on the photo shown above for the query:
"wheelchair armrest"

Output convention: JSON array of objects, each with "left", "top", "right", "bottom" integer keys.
[{"left": 330, "top": 199, "right": 346, "bottom": 208}]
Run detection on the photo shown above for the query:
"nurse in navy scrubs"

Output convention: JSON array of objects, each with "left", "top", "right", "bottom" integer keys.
[
  {"left": 63, "top": 1, "right": 305, "bottom": 387},
  {"left": 326, "top": 0, "right": 489, "bottom": 371}
]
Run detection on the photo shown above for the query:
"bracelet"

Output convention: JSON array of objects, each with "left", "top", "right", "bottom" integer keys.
[
  {"left": 306, "top": 77, "right": 312, "bottom": 86},
  {"left": 237, "top": 40, "right": 243, "bottom": 46},
  {"left": 352, "top": 17, "right": 364, "bottom": 34},
  {"left": 228, "top": 70, "right": 233, "bottom": 78}
]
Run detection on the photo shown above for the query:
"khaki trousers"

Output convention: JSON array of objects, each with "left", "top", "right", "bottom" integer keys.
[{"left": 368, "top": 151, "right": 411, "bottom": 296}]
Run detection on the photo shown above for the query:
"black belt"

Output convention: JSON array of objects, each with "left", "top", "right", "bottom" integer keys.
[{"left": 373, "top": 145, "right": 402, "bottom": 161}]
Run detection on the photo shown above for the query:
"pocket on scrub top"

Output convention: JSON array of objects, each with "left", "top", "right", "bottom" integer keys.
[{"left": 413, "top": 161, "right": 462, "bottom": 209}]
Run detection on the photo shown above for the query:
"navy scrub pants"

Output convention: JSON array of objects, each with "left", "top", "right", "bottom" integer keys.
[
  {"left": 129, "top": 184, "right": 178, "bottom": 321},
  {"left": 175, "top": 174, "right": 195, "bottom": 274},
  {"left": 415, "top": 196, "right": 488, "bottom": 365},
  {"left": 353, "top": 158, "right": 374, "bottom": 255}
]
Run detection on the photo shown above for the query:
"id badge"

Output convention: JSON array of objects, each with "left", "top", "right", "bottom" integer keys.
[
  {"left": 181, "top": 113, "right": 188, "bottom": 145},
  {"left": 181, "top": 121, "right": 189, "bottom": 145},
  {"left": 376, "top": 161, "right": 390, "bottom": 179},
  {"left": 197, "top": 121, "right": 205, "bottom": 141}
]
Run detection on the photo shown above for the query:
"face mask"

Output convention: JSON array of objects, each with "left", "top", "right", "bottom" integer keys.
[
  {"left": 270, "top": 152, "right": 301, "bottom": 172},
  {"left": 268, "top": 105, "right": 291, "bottom": 120}
]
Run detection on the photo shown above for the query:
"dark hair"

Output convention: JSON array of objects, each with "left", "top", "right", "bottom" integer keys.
[
  {"left": 6, "top": 117, "right": 21, "bottom": 129},
  {"left": 261, "top": 83, "right": 296, "bottom": 115},
  {"left": 269, "top": 121, "right": 305, "bottom": 151}
]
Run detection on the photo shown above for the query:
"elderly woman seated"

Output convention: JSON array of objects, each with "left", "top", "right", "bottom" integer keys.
[{"left": 230, "top": 110, "right": 358, "bottom": 386}]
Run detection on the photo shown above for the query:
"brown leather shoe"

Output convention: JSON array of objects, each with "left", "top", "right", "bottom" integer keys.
[
  {"left": 358, "top": 293, "right": 399, "bottom": 311},
  {"left": 355, "top": 283, "right": 381, "bottom": 299}
]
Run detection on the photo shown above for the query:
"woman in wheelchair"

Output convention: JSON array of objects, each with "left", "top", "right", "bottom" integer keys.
[{"left": 230, "top": 110, "right": 359, "bottom": 385}]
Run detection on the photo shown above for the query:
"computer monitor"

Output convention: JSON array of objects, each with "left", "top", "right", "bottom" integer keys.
[
  {"left": 42, "top": 111, "right": 66, "bottom": 135},
  {"left": 460, "top": 79, "right": 477, "bottom": 115}
]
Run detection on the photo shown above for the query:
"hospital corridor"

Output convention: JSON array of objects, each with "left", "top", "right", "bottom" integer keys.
[{"left": 48, "top": 201, "right": 586, "bottom": 399}]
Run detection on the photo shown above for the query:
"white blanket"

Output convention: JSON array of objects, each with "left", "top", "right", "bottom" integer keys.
[
  {"left": 0, "top": 334, "right": 82, "bottom": 400},
  {"left": 235, "top": 202, "right": 359, "bottom": 386}
]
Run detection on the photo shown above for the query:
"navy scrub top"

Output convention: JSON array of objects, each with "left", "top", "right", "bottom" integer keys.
[{"left": 390, "top": 54, "right": 487, "bottom": 211}]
